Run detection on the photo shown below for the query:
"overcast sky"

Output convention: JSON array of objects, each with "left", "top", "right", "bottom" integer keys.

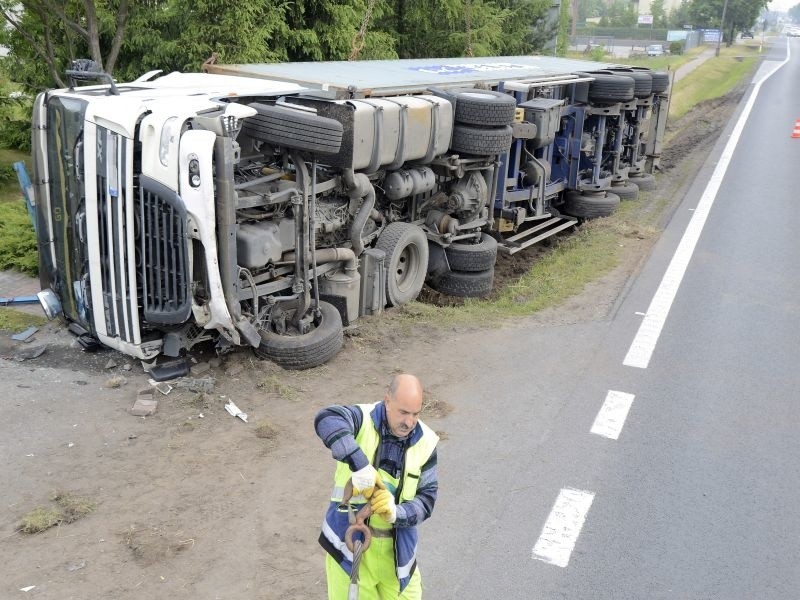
[{"left": 769, "top": 0, "right": 796, "bottom": 12}]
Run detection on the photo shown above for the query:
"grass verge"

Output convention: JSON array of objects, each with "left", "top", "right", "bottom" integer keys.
[
  {"left": 0, "top": 307, "right": 47, "bottom": 331},
  {"left": 668, "top": 43, "right": 760, "bottom": 119}
]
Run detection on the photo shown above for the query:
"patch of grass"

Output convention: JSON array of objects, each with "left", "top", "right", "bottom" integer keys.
[
  {"left": 256, "top": 374, "right": 302, "bottom": 402},
  {"left": 254, "top": 419, "right": 278, "bottom": 440},
  {"left": 17, "top": 492, "right": 95, "bottom": 534},
  {"left": 669, "top": 45, "right": 759, "bottom": 119},
  {"left": 0, "top": 307, "right": 47, "bottom": 331},
  {"left": 0, "top": 200, "right": 37, "bottom": 275},
  {"left": 18, "top": 506, "right": 62, "bottom": 534}
]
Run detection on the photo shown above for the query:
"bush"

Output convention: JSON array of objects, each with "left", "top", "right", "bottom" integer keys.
[
  {"left": 0, "top": 95, "right": 32, "bottom": 152},
  {"left": 0, "top": 200, "right": 38, "bottom": 275},
  {"left": 669, "top": 41, "right": 685, "bottom": 55}
]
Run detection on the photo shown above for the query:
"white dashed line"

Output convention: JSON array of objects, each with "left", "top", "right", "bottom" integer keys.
[
  {"left": 532, "top": 488, "right": 595, "bottom": 568},
  {"left": 623, "top": 40, "right": 791, "bottom": 370},
  {"left": 591, "top": 390, "right": 635, "bottom": 440}
]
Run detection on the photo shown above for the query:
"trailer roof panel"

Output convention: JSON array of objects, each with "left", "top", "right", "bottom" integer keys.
[{"left": 207, "top": 55, "right": 622, "bottom": 97}]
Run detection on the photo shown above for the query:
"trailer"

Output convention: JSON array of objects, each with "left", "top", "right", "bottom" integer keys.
[{"left": 29, "top": 55, "right": 670, "bottom": 369}]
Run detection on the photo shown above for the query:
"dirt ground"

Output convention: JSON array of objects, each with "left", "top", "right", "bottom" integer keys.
[{"left": 0, "top": 87, "right": 744, "bottom": 599}]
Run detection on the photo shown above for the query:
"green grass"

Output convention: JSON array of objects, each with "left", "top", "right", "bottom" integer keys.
[
  {"left": 0, "top": 200, "right": 37, "bottom": 275},
  {"left": 668, "top": 44, "right": 760, "bottom": 119},
  {"left": 0, "top": 307, "right": 47, "bottom": 332},
  {"left": 567, "top": 45, "right": 704, "bottom": 71}
]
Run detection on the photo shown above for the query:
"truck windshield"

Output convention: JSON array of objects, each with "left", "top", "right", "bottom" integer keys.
[{"left": 45, "top": 95, "right": 90, "bottom": 327}]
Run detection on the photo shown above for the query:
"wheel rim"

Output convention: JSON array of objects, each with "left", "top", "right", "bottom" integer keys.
[{"left": 396, "top": 244, "right": 421, "bottom": 293}]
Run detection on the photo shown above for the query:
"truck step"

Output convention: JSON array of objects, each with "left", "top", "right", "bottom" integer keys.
[{"left": 497, "top": 216, "right": 578, "bottom": 255}]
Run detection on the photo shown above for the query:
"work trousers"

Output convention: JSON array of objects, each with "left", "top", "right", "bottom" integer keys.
[{"left": 325, "top": 536, "right": 422, "bottom": 600}]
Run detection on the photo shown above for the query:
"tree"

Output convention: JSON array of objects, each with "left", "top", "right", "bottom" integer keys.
[
  {"left": 668, "top": 0, "right": 692, "bottom": 28},
  {"left": 688, "top": 0, "right": 769, "bottom": 44},
  {"left": 789, "top": 3, "right": 800, "bottom": 21},
  {"left": 651, "top": 0, "right": 668, "bottom": 28},
  {"left": 0, "top": 0, "right": 130, "bottom": 88}
]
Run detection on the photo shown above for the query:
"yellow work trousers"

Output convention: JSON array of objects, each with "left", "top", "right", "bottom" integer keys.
[{"left": 325, "top": 536, "right": 422, "bottom": 600}]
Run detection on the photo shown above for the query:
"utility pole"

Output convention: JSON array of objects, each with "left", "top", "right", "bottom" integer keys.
[{"left": 715, "top": 0, "right": 729, "bottom": 57}]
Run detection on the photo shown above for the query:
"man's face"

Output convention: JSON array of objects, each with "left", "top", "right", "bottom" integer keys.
[{"left": 384, "top": 386, "right": 422, "bottom": 438}]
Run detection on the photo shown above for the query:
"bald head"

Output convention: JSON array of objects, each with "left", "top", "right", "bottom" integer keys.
[{"left": 384, "top": 374, "right": 423, "bottom": 437}]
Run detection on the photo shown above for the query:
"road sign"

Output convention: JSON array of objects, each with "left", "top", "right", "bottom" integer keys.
[{"left": 638, "top": 14, "right": 654, "bottom": 25}]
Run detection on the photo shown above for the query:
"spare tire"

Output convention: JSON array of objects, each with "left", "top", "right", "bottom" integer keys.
[
  {"left": 585, "top": 73, "right": 635, "bottom": 103},
  {"left": 448, "top": 88, "right": 517, "bottom": 127},
  {"left": 432, "top": 268, "right": 494, "bottom": 298},
  {"left": 450, "top": 124, "right": 513, "bottom": 156},
  {"left": 243, "top": 103, "right": 343, "bottom": 155},
  {"left": 607, "top": 69, "right": 653, "bottom": 98}
]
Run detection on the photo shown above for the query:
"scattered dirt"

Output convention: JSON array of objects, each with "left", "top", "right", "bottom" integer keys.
[{"left": 0, "top": 88, "right": 742, "bottom": 599}]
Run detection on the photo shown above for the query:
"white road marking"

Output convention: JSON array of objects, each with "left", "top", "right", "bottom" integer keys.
[
  {"left": 532, "top": 488, "right": 595, "bottom": 568},
  {"left": 623, "top": 40, "right": 791, "bottom": 369},
  {"left": 591, "top": 390, "right": 635, "bottom": 440}
]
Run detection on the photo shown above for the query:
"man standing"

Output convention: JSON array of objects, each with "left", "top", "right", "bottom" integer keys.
[{"left": 315, "top": 373, "right": 439, "bottom": 599}]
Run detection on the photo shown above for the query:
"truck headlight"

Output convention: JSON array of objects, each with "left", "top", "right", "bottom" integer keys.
[{"left": 159, "top": 117, "right": 178, "bottom": 167}]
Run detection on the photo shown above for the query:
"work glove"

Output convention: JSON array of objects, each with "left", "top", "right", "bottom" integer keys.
[
  {"left": 369, "top": 488, "right": 397, "bottom": 524},
  {"left": 351, "top": 464, "right": 379, "bottom": 499}
]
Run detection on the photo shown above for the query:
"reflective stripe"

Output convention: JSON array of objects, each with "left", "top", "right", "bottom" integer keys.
[
  {"left": 321, "top": 518, "right": 353, "bottom": 563},
  {"left": 397, "top": 552, "right": 417, "bottom": 579}
]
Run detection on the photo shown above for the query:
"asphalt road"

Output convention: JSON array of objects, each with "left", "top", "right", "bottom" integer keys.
[{"left": 424, "top": 38, "right": 800, "bottom": 599}]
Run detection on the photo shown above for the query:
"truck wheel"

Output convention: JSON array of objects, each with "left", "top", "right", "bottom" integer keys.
[
  {"left": 586, "top": 73, "right": 635, "bottom": 103},
  {"left": 432, "top": 267, "right": 494, "bottom": 298},
  {"left": 376, "top": 222, "right": 429, "bottom": 307},
  {"left": 562, "top": 190, "right": 620, "bottom": 219},
  {"left": 444, "top": 233, "right": 498, "bottom": 272},
  {"left": 629, "top": 173, "right": 656, "bottom": 191},
  {"left": 611, "top": 181, "right": 639, "bottom": 201},
  {"left": 255, "top": 301, "right": 343, "bottom": 370},
  {"left": 243, "top": 103, "right": 343, "bottom": 155},
  {"left": 650, "top": 71, "right": 670, "bottom": 94},
  {"left": 449, "top": 89, "right": 517, "bottom": 127},
  {"left": 608, "top": 69, "right": 652, "bottom": 98},
  {"left": 450, "top": 124, "right": 513, "bottom": 156}
]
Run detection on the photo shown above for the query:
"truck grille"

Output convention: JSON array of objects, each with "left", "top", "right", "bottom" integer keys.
[
  {"left": 95, "top": 128, "right": 138, "bottom": 342},
  {"left": 138, "top": 175, "right": 191, "bottom": 325}
]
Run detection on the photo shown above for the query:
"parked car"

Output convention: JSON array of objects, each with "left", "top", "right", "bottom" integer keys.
[
  {"left": 646, "top": 44, "right": 666, "bottom": 57},
  {"left": 741, "top": 31, "right": 754, "bottom": 39}
]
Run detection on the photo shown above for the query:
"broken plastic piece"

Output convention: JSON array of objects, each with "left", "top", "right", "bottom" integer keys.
[
  {"left": 147, "top": 379, "right": 173, "bottom": 395},
  {"left": 149, "top": 358, "right": 190, "bottom": 382},
  {"left": 20, "top": 586, "right": 35, "bottom": 592},
  {"left": 224, "top": 401, "right": 248, "bottom": 422},
  {"left": 11, "top": 326, "right": 38, "bottom": 341}
]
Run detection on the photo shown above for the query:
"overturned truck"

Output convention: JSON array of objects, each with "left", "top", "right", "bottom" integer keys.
[{"left": 31, "top": 55, "right": 670, "bottom": 369}]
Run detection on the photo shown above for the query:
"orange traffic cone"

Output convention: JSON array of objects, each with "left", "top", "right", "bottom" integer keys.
[{"left": 792, "top": 120, "right": 800, "bottom": 139}]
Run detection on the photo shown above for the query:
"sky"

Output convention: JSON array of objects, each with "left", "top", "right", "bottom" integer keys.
[{"left": 769, "top": 0, "right": 795, "bottom": 12}]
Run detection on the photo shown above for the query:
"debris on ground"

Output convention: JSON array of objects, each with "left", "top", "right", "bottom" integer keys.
[
  {"left": 15, "top": 345, "right": 46, "bottom": 361},
  {"left": 130, "top": 389, "right": 159, "bottom": 416},
  {"left": 174, "top": 377, "right": 216, "bottom": 393},
  {"left": 17, "top": 492, "right": 96, "bottom": 534},
  {"left": 11, "top": 326, "right": 38, "bottom": 342},
  {"left": 190, "top": 361, "right": 211, "bottom": 376},
  {"left": 65, "top": 560, "right": 87, "bottom": 572},
  {"left": 147, "top": 379, "right": 173, "bottom": 395},
  {"left": 105, "top": 375, "right": 127, "bottom": 389},
  {"left": 104, "top": 358, "right": 118, "bottom": 370},
  {"left": 224, "top": 400, "right": 248, "bottom": 422}
]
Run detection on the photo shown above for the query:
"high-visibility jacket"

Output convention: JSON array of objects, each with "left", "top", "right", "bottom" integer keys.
[{"left": 319, "top": 401, "right": 439, "bottom": 593}]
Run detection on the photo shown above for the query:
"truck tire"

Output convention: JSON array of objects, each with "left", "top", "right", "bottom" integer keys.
[
  {"left": 376, "top": 222, "right": 429, "bottom": 307},
  {"left": 650, "top": 71, "right": 670, "bottom": 94},
  {"left": 255, "top": 301, "right": 343, "bottom": 370},
  {"left": 449, "top": 89, "right": 517, "bottom": 127},
  {"left": 608, "top": 69, "right": 652, "bottom": 98},
  {"left": 562, "top": 190, "right": 620, "bottom": 218},
  {"left": 629, "top": 173, "right": 656, "bottom": 191},
  {"left": 243, "top": 103, "right": 343, "bottom": 155},
  {"left": 586, "top": 73, "right": 635, "bottom": 103},
  {"left": 450, "top": 124, "right": 513, "bottom": 156},
  {"left": 444, "top": 233, "right": 498, "bottom": 272},
  {"left": 432, "top": 267, "right": 494, "bottom": 298},
  {"left": 611, "top": 181, "right": 639, "bottom": 201}
]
